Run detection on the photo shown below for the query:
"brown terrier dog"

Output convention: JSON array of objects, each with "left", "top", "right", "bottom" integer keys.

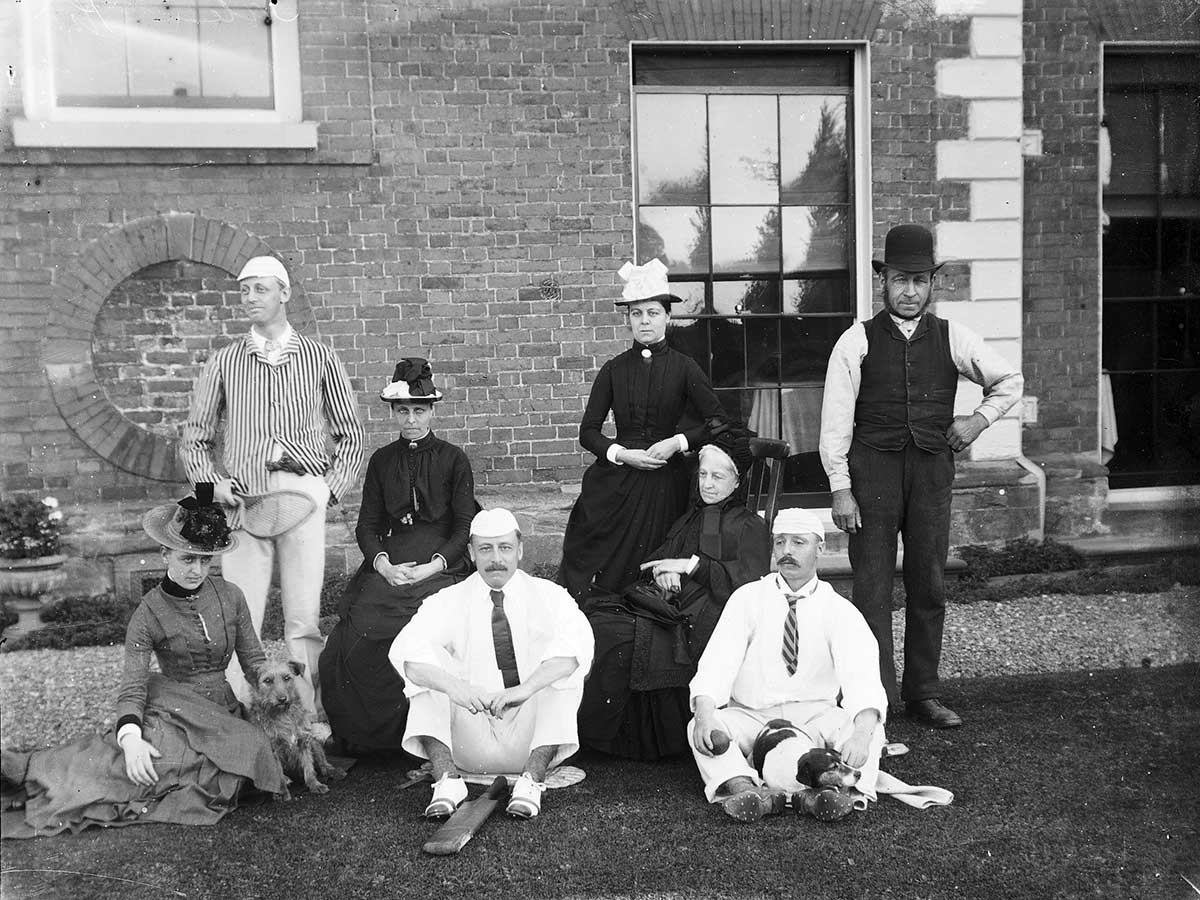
[{"left": 248, "top": 659, "right": 345, "bottom": 799}]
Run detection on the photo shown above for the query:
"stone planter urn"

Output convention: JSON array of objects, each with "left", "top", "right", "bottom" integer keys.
[{"left": 0, "top": 554, "right": 69, "bottom": 637}]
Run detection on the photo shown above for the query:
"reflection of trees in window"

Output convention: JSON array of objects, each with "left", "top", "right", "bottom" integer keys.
[
  {"left": 640, "top": 172, "right": 708, "bottom": 206},
  {"left": 784, "top": 102, "right": 847, "bottom": 197},
  {"left": 638, "top": 205, "right": 710, "bottom": 273}
]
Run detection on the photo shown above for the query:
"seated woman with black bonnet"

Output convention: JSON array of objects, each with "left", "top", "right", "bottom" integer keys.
[
  {"left": 319, "top": 358, "right": 478, "bottom": 755},
  {"left": 1, "top": 485, "right": 288, "bottom": 838},
  {"left": 577, "top": 421, "right": 772, "bottom": 761}
]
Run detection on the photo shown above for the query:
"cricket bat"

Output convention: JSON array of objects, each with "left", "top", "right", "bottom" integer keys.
[{"left": 421, "top": 776, "right": 509, "bottom": 856}]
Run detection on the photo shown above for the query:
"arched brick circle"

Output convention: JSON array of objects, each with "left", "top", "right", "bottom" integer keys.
[{"left": 41, "top": 213, "right": 315, "bottom": 482}]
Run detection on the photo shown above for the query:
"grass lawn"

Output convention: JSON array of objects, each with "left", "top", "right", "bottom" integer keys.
[{"left": 3, "top": 664, "right": 1197, "bottom": 900}]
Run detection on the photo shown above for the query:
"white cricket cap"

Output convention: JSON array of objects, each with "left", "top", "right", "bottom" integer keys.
[
  {"left": 237, "top": 256, "right": 291, "bottom": 288},
  {"left": 772, "top": 507, "right": 825, "bottom": 538},
  {"left": 470, "top": 508, "right": 521, "bottom": 538}
]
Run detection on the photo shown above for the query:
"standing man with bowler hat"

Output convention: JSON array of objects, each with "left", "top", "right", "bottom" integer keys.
[
  {"left": 818, "top": 225, "right": 1022, "bottom": 728},
  {"left": 183, "top": 255, "right": 364, "bottom": 714}
]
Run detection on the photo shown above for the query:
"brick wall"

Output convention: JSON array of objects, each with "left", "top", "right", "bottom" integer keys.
[{"left": 1, "top": 0, "right": 1040, "bottom": 568}]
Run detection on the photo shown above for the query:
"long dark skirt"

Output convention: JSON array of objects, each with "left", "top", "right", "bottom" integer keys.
[
  {"left": 319, "top": 563, "right": 459, "bottom": 752},
  {"left": 559, "top": 457, "right": 692, "bottom": 603},
  {"left": 577, "top": 609, "right": 693, "bottom": 761},
  {"left": 2, "top": 676, "right": 286, "bottom": 839}
]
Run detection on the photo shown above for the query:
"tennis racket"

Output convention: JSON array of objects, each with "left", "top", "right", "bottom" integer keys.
[{"left": 238, "top": 490, "right": 318, "bottom": 538}]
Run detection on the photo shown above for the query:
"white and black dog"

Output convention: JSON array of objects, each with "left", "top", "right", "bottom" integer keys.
[{"left": 750, "top": 719, "right": 859, "bottom": 821}]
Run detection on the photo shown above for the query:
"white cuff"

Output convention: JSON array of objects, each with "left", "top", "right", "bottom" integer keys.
[
  {"left": 606, "top": 444, "right": 625, "bottom": 465},
  {"left": 686, "top": 555, "right": 700, "bottom": 575},
  {"left": 431, "top": 553, "right": 447, "bottom": 570},
  {"left": 373, "top": 552, "right": 389, "bottom": 572},
  {"left": 676, "top": 434, "right": 688, "bottom": 453},
  {"left": 117, "top": 723, "right": 142, "bottom": 746}
]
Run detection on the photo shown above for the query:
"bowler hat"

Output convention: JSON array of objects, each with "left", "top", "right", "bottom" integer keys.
[
  {"left": 871, "top": 225, "right": 944, "bottom": 275},
  {"left": 380, "top": 358, "right": 444, "bottom": 403}
]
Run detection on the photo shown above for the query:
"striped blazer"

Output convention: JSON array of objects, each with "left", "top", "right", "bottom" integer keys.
[{"left": 182, "top": 331, "right": 364, "bottom": 502}]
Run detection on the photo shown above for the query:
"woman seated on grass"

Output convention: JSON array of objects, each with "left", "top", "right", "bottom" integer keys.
[
  {"left": 319, "top": 358, "right": 478, "bottom": 755},
  {"left": 0, "top": 486, "right": 288, "bottom": 838},
  {"left": 577, "top": 422, "right": 772, "bottom": 761}
]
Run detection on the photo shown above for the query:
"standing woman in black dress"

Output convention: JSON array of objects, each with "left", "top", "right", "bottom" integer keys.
[
  {"left": 559, "top": 259, "right": 727, "bottom": 604},
  {"left": 319, "top": 359, "right": 477, "bottom": 754}
]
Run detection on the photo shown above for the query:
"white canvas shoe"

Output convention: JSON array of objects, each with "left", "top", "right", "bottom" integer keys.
[
  {"left": 423, "top": 774, "right": 468, "bottom": 819},
  {"left": 505, "top": 772, "right": 544, "bottom": 819}
]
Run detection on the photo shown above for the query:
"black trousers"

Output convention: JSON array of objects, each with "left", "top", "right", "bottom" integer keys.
[{"left": 847, "top": 439, "right": 954, "bottom": 705}]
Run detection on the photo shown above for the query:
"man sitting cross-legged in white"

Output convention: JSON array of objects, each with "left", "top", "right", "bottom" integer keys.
[
  {"left": 389, "top": 508, "right": 594, "bottom": 820},
  {"left": 689, "top": 507, "right": 888, "bottom": 822}
]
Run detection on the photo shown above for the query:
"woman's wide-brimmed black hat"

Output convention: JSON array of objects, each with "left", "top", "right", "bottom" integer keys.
[
  {"left": 380, "top": 358, "right": 444, "bottom": 403},
  {"left": 871, "top": 224, "right": 945, "bottom": 274},
  {"left": 142, "top": 483, "right": 237, "bottom": 554}
]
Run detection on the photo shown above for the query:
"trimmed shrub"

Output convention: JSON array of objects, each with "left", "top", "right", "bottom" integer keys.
[
  {"left": 0, "top": 602, "right": 17, "bottom": 632},
  {"left": 957, "top": 538, "right": 1084, "bottom": 585}
]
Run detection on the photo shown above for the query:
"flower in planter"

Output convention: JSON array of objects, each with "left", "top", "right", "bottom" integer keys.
[{"left": 0, "top": 495, "right": 66, "bottom": 560}]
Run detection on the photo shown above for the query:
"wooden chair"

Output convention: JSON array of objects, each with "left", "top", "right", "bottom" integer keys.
[{"left": 746, "top": 437, "right": 791, "bottom": 530}]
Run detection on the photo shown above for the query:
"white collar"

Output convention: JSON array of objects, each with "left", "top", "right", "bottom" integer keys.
[
  {"left": 248, "top": 323, "right": 294, "bottom": 351},
  {"left": 776, "top": 573, "right": 818, "bottom": 598}
]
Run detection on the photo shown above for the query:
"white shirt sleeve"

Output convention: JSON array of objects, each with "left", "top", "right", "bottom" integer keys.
[
  {"left": 532, "top": 582, "right": 595, "bottom": 692},
  {"left": 689, "top": 583, "right": 754, "bottom": 709},
  {"left": 818, "top": 324, "right": 867, "bottom": 493},
  {"left": 947, "top": 321, "right": 1024, "bottom": 425},
  {"left": 825, "top": 596, "right": 889, "bottom": 722},
  {"left": 388, "top": 588, "right": 459, "bottom": 699}
]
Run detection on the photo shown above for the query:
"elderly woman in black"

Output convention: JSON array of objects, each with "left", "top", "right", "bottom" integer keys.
[
  {"left": 559, "top": 259, "right": 728, "bottom": 604},
  {"left": 1, "top": 486, "right": 287, "bottom": 838},
  {"left": 319, "top": 359, "right": 477, "bottom": 754},
  {"left": 578, "top": 423, "right": 771, "bottom": 760}
]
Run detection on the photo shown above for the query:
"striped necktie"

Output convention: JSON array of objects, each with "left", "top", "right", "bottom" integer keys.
[
  {"left": 490, "top": 589, "right": 520, "bottom": 688},
  {"left": 782, "top": 593, "right": 800, "bottom": 676}
]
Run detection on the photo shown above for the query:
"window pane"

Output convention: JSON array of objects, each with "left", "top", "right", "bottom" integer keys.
[
  {"left": 667, "top": 281, "right": 707, "bottom": 318},
  {"left": 199, "top": 16, "right": 273, "bottom": 102},
  {"left": 709, "top": 96, "right": 779, "bottom": 205},
  {"left": 1157, "top": 301, "right": 1192, "bottom": 368},
  {"left": 52, "top": 5, "right": 128, "bottom": 100},
  {"left": 710, "top": 320, "right": 746, "bottom": 388},
  {"left": 1105, "top": 91, "right": 1158, "bottom": 195},
  {"left": 783, "top": 277, "right": 852, "bottom": 315},
  {"left": 667, "top": 316, "right": 710, "bottom": 376},
  {"left": 1158, "top": 373, "right": 1200, "bottom": 467},
  {"left": 1162, "top": 90, "right": 1200, "bottom": 197},
  {"left": 782, "top": 206, "right": 848, "bottom": 272},
  {"left": 1103, "top": 300, "right": 1155, "bottom": 370},
  {"left": 127, "top": 6, "right": 201, "bottom": 99},
  {"left": 780, "top": 96, "right": 848, "bottom": 203},
  {"left": 1106, "top": 373, "right": 1155, "bottom": 473},
  {"left": 746, "top": 318, "right": 780, "bottom": 386},
  {"left": 1102, "top": 218, "right": 1158, "bottom": 298},
  {"left": 780, "top": 316, "right": 851, "bottom": 381},
  {"left": 636, "top": 95, "right": 708, "bottom": 204},
  {"left": 712, "top": 207, "right": 780, "bottom": 273},
  {"left": 637, "top": 207, "right": 710, "bottom": 273},
  {"left": 713, "top": 280, "right": 779, "bottom": 317}
]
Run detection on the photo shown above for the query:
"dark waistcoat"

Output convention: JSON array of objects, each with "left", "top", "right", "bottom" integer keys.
[{"left": 853, "top": 309, "right": 958, "bottom": 453}]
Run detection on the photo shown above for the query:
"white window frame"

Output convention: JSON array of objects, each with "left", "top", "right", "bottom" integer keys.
[{"left": 13, "top": 0, "right": 317, "bottom": 149}]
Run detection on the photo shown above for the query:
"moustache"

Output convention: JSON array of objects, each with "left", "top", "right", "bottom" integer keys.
[
  {"left": 775, "top": 555, "right": 799, "bottom": 566},
  {"left": 485, "top": 564, "right": 509, "bottom": 572}
]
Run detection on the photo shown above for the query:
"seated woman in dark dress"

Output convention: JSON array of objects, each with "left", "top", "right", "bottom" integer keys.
[
  {"left": 578, "top": 423, "right": 771, "bottom": 760},
  {"left": 559, "top": 259, "right": 727, "bottom": 604},
  {"left": 319, "top": 359, "right": 477, "bottom": 754},
  {"left": 1, "top": 486, "right": 288, "bottom": 838}
]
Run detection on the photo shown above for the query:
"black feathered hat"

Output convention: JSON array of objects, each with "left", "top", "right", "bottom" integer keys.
[{"left": 142, "top": 483, "right": 237, "bottom": 554}]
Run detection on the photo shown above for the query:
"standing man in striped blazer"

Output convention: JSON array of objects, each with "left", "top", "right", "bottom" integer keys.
[{"left": 183, "top": 256, "right": 364, "bottom": 714}]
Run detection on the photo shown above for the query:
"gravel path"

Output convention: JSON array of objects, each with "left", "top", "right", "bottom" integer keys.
[{"left": 2, "top": 587, "right": 1198, "bottom": 752}]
